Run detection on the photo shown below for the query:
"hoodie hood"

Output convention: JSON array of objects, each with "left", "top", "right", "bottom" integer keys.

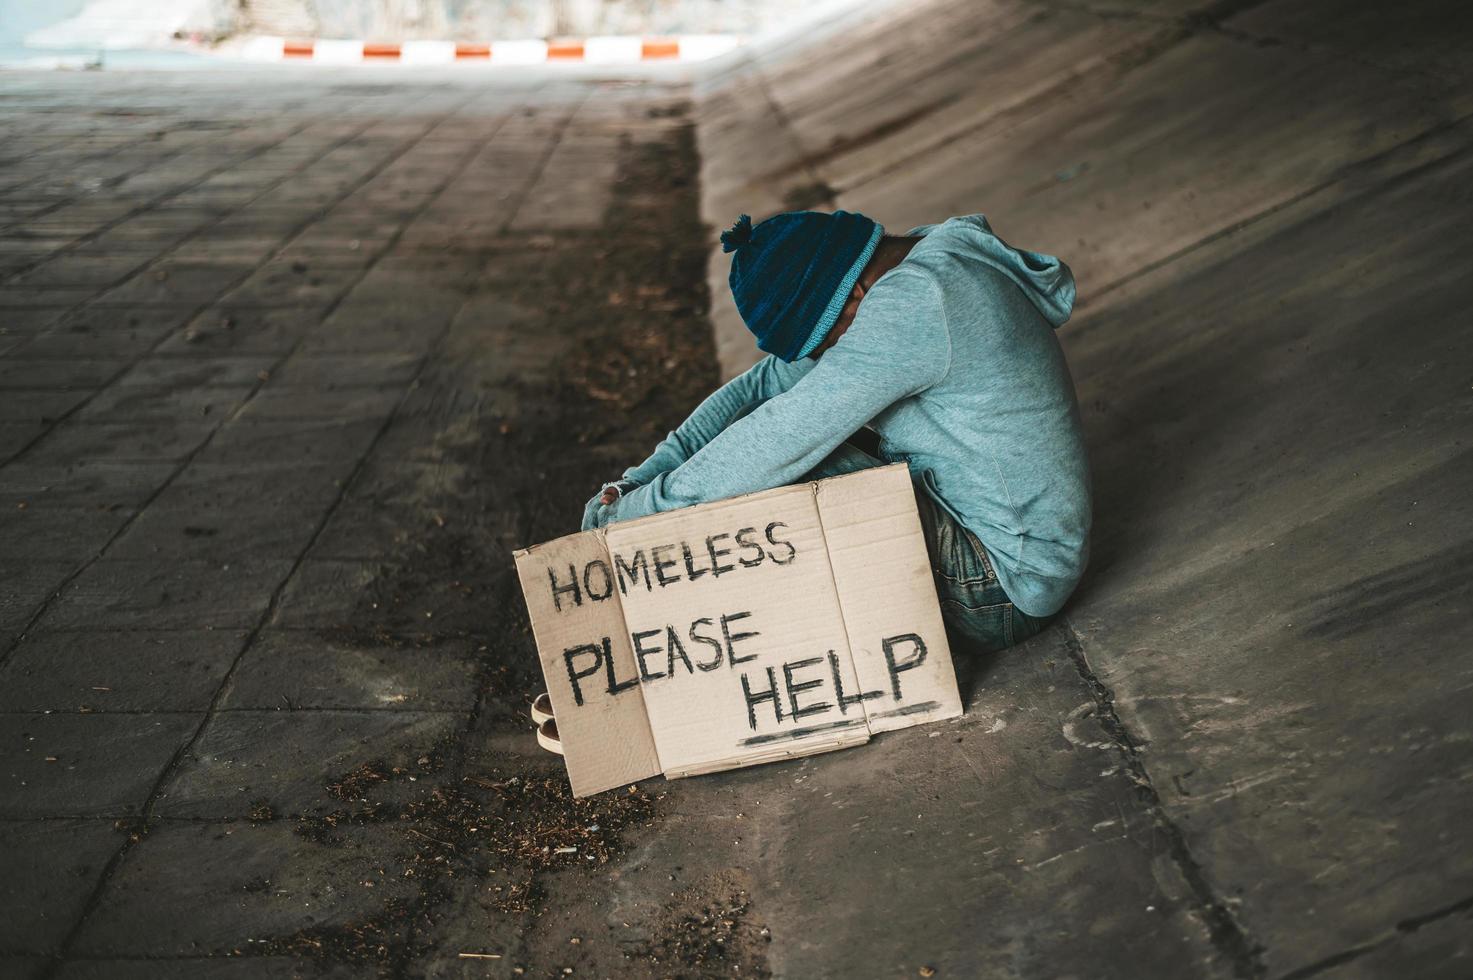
[{"left": 903, "top": 214, "right": 1076, "bottom": 328}]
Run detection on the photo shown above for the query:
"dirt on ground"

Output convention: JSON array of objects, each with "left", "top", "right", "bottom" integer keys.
[{"left": 234, "top": 99, "right": 767, "bottom": 977}]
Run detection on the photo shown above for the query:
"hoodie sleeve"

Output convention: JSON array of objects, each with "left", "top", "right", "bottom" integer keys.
[
  {"left": 580, "top": 353, "right": 812, "bottom": 530},
  {"left": 593, "top": 269, "right": 950, "bottom": 527},
  {"left": 619, "top": 354, "right": 812, "bottom": 485}
]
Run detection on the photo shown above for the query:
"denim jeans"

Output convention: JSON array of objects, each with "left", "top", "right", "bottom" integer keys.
[{"left": 800, "top": 436, "right": 1053, "bottom": 655}]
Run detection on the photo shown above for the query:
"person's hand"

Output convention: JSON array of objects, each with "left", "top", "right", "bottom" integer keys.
[
  {"left": 599, "top": 480, "right": 636, "bottom": 506},
  {"left": 582, "top": 480, "right": 634, "bottom": 531}
]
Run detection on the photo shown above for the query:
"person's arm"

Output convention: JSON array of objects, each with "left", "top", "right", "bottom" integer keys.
[
  {"left": 594, "top": 270, "right": 950, "bottom": 526},
  {"left": 580, "top": 354, "right": 812, "bottom": 530},
  {"left": 620, "top": 354, "right": 812, "bottom": 485}
]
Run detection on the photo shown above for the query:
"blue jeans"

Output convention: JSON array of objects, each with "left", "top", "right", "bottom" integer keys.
[{"left": 801, "top": 437, "right": 1053, "bottom": 655}]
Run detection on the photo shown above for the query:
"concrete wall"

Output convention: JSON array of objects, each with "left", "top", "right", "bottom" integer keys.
[{"left": 691, "top": 1, "right": 1473, "bottom": 975}]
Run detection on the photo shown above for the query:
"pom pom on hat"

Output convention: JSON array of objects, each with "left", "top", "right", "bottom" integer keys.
[{"left": 720, "top": 213, "right": 753, "bottom": 253}]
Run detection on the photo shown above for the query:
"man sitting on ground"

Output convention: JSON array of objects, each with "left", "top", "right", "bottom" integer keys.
[{"left": 582, "top": 209, "right": 1091, "bottom": 652}]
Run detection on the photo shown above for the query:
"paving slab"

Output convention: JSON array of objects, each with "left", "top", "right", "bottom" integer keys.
[
  {"left": 0, "top": 820, "right": 125, "bottom": 953},
  {"left": 0, "top": 288, "right": 98, "bottom": 308},
  {"left": 69, "top": 821, "right": 420, "bottom": 958},
  {"left": 114, "top": 355, "right": 275, "bottom": 388},
  {"left": 0, "top": 421, "right": 47, "bottom": 461},
  {"left": 196, "top": 418, "right": 383, "bottom": 465},
  {"left": 168, "top": 237, "right": 287, "bottom": 264},
  {"left": 107, "top": 461, "right": 348, "bottom": 561},
  {"left": 301, "top": 293, "right": 466, "bottom": 355},
  {"left": 0, "top": 507, "right": 132, "bottom": 566},
  {"left": 273, "top": 242, "right": 380, "bottom": 270},
  {"left": 221, "top": 263, "right": 363, "bottom": 309},
  {"left": 24, "top": 421, "right": 219, "bottom": 465},
  {"left": 155, "top": 709, "right": 464, "bottom": 818},
  {"left": 308, "top": 461, "right": 472, "bottom": 561},
  {"left": 0, "top": 306, "right": 76, "bottom": 335},
  {"left": 0, "top": 359, "right": 127, "bottom": 390},
  {"left": 41, "top": 559, "right": 293, "bottom": 631},
  {"left": 155, "top": 306, "right": 325, "bottom": 355},
  {"left": 220, "top": 631, "right": 482, "bottom": 712},
  {"left": 91, "top": 262, "right": 256, "bottom": 307},
  {"left": 0, "top": 390, "right": 92, "bottom": 423},
  {"left": 237, "top": 385, "right": 403, "bottom": 423},
  {"left": 9, "top": 255, "right": 151, "bottom": 289},
  {"left": 271, "top": 559, "right": 487, "bottom": 635},
  {"left": 0, "top": 630, "right": 248, "bottom": 713},
  {"left": 0, "top": 957, "right": 46, "bottom": 980},
  {"left": 74, "top": 384, "right": 252, "bottom": 424},
  {"left": 0, "top": 560, "right": 76, "bottom": 640},
  {"left": 13, "top": 309, "right": 187, "bottom": 358},
  {"left": 0, "top": 461, "right": 175, "bottom": 510},
  {"left": 404, "top": 807, "right": 764, "bottom": 979},
  {"left": 268, "top": 352, "right": 422, "bottom": 388},
  {"left": 0, "top": 712, "right": 201, "bottom": 818}
]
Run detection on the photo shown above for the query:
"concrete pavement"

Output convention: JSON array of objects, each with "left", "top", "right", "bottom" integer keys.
[
  {"left": 3, "top": 0, "right": 1473, "bottom": 976},
  {"left": 695, "top": 0, "right": 1473, "bottom": 976}
]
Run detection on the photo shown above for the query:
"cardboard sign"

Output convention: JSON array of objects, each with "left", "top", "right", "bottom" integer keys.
[{"left": 513, "top": 464, "right": 962, "bottom": 797}]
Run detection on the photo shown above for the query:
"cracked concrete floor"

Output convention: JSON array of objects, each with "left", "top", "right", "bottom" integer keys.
[{"left": 5, "top": 1, "right": 1473, "bottom": 975}]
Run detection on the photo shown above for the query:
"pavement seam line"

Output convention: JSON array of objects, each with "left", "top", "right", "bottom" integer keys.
[
  {"left": 390, "top": 82, "right": 593, "bottom": 974},
  {"left": 32, "top": 88, "right": 487, "bottom": 974},
  {"left": 1059, "top": 614, "right": 1268, "bottom": 979},
  {"left": 1272, "top": 891, "right": 1473, "bottom": 980}
]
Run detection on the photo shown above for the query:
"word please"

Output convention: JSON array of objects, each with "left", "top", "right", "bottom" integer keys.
[
  {"left": 562, "top": 610, "right": 761, "bottom": 705},
  {"left": 561, "top": 609, "right": 930, "bottom": 731},
  {"left": 547, "top": 522, "right": 797, "bottom": 611}
]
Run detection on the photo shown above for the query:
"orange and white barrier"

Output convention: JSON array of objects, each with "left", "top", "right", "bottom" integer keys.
[{"left": 235, "top": 34, "right": 740, "bottom": 65}]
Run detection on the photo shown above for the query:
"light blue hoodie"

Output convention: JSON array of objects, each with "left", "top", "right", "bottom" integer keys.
[{"left": 584, "top": 214, "right": 1091, "bottom": 618}]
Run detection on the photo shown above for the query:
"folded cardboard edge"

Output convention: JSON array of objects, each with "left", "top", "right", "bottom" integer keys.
[
  {"left": 512, "top": 526, "right": 665, "bottom": 798},
  {"left": 663, "top": 729, "right": 869, "bottom": 779},
  {"left": 814, "top": 464, "right": 965, "bottom": 734}
]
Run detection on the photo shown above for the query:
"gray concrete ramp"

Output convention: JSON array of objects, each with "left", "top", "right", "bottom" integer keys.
[{"left": 693, "top": 0, "right": 1473, "bottom": 975}]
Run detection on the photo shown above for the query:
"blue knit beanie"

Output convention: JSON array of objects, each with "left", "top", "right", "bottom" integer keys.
[{"left": 720, "top": 209, "right": 884, "bottom": 361}]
